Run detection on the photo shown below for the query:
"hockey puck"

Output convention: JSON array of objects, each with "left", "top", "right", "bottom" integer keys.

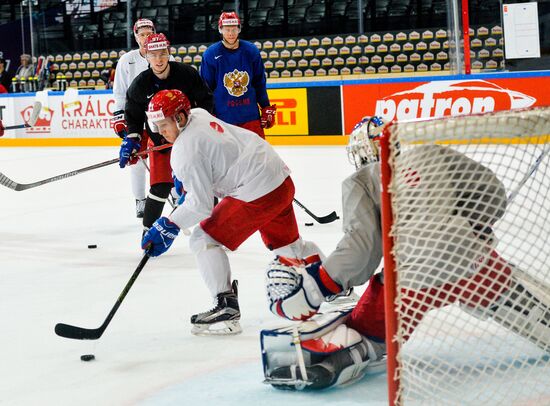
[
  {"left": 305, "top": 222, "right": 314, "bottom": 227},
  {"left": 80, "top": 354, "right": 95, "bottom": 362},
  {"left": 87, "top": 244, "right": 97, "bottom": 249}
]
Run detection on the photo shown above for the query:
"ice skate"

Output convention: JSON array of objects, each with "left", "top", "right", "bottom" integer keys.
[
  {"left": 135, "top": 199, "right": 146, "bottom": 218},
  {"left": 191, "top": 280, "right": 242, "bottom": 336}
]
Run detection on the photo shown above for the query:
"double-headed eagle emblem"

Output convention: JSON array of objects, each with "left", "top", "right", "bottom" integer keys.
[{"left": 223, "top": 69, "right": 250, "bottom": 97}]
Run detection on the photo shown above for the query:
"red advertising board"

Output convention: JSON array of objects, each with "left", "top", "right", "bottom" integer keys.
[{"left": 342, "top": 76, "right": 550, "bottom": 133}]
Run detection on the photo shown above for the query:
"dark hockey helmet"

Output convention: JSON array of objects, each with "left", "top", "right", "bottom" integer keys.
[
  {"left": 147, "top": 89, "right": 192, "bottom": 125},
  {"left": 133, "top": 18, "right": 156, "bottom": 35}
]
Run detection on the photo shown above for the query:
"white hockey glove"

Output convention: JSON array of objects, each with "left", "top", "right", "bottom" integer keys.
[{"left": 266, "top": 256, "right": 342, "bottom": 321}]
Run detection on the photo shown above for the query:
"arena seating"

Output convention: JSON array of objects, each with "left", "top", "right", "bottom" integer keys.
[{"left": 42, "top": 25, "right": 503, "bottom": 89}]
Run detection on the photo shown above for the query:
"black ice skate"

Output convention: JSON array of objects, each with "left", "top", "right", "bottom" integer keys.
[
  {"left": 135, "top": 199, "right": 146, "bottom": 218},
  {"left": 191, "top": 280, "right": 242, "bottom": 336},
  {"left": 269, "top": 364, "right": 333, "bottom": 390}
]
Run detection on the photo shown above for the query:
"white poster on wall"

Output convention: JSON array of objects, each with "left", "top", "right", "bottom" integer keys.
[
  {"left": 4, "top": 92, "right": 116, "bottom": 139},
  {"left": 503, "top": 2, "right": 541, "bottom": 59}
]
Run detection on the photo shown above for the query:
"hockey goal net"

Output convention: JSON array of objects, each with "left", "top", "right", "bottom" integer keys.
[{"left": 380, "top": 107, "right": 550, "bottom": 406}]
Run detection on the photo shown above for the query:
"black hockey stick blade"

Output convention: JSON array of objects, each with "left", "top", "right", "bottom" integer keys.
[
  {"left": 292, "top": 198, "right": 340, "bottom": 224},
  {"left": 55, "top": 254, "right": 150, "bottom": 340},
  {"left": 54, "top": 323, "right": 104, "bottom": 340}
]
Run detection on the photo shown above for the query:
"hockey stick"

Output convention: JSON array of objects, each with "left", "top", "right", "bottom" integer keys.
[
  {"left": 507, "top": 142, "right": 550, "bottom": 205},
  {"left": 0, "top": 143, "right": 172, "bottom": 191},
  {"left": 3, "top": 101, "right": 42, "bottom": 130},
  {"left": 55, "top": 254, "right": 150, "bottom": 340},
  {"left": 293, "top": 198, "right": 339, "bottom": 224}
]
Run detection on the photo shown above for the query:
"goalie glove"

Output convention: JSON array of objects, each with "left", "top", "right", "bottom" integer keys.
[
  {"left": 111, "top": 110, "right": 128, "bottom": 139},
  {"left": 266, "top": 256, "right": 343, "bottom": 321},
  {"left": 260, "top": 104, "right": 277, "bottom": 129}
]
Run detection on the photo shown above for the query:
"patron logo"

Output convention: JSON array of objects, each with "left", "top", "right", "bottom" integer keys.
[
  {"left": 21, "top": 104, "right": 53, "bottom": 134},
  {"left": 375, "top": 80, "right": 536, "bottom": 121}
]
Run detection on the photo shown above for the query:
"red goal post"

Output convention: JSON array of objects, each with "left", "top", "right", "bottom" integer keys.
[{"left": 380, "top": 107, "right": 550, "bottom": 405}]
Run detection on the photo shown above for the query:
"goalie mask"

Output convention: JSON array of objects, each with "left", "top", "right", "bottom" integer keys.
[{"left": 347, "top": 116, "right": 385, "bottom": 169}]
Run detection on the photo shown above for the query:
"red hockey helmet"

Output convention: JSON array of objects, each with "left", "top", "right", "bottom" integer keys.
[
  {"left": 218, "top": 11, "right": 241, "bottom": 30},
  {"left": 143, "top": 33, "right": 170, "bottom": 52},
  {"left": 147, "top": 90, "right": 192, "bottom": 124},
  {"left": 133, "top": 18, "right": 155, "bottom": 35}
]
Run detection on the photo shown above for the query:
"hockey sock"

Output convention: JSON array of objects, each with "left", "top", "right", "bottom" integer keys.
[{"left": 143, "top": 182, "right": 172, "bottom": 228}]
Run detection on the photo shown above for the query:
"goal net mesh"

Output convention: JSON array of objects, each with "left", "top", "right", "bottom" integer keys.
[{"left": 384, "top": 107, "right": 550, "bottom": 405}]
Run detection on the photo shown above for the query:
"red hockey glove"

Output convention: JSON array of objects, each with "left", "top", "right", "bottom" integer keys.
[
  {"left": 111, "top": 110, "right": 128, "bottom": 139},
  {"left": 260, "top": 104, "right": 277, "bottom": 129},
  {"left": 0, "top": 120, "right": 4, "bottom": 137}
]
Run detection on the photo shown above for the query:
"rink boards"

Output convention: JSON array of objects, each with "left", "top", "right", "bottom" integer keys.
[{"left": 1, "top": 70, "right": 550, "bottom": 146}]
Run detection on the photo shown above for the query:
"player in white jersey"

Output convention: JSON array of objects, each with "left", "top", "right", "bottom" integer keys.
[
  {"left": 112, "top": 18, "right": 160, "bottom": 218},
  {"left": 262, "top": 116, "right": 550, "bottom": 390},
  {"left": 140, "top": 89, "right": 323, "bottom": 336}
]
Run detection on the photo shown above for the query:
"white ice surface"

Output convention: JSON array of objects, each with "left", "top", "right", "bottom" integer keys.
[{"left": 0, "top": 146, "right": 389, "bottom": 406}]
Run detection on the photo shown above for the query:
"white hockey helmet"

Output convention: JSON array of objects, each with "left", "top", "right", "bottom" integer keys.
[
  {"left": 133, "top": 18, "right": 156, "bottom": 35},
  {"left": 347, "top": 116, "right": 385, "bottom": 169}
]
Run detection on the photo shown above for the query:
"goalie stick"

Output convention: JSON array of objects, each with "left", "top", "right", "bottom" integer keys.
[
  {"left": 0, "top": 143, "right": 172, "bottom": 191},
  {"left": 507, "top": 142, "right": 550, "bottom": 205},
  {"left": 3, "top": 101, "right": 42, "bottom": 130},
  {"left": 55, "top": 254, "right": 150, "bottom": 340},
  {"left": 292, "top": 198, "right": 339, "bottom": 224}
]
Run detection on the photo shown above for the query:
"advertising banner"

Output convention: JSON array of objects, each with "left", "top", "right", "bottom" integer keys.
[
  {"left": 1, "top": 92, "right": 116, "bottom": 139},
  {"left": 264, "top": 88, "right": 309, "bottom": 136},
  {"left": 342, "top": 76, "right": 550, "bottom": 134}
]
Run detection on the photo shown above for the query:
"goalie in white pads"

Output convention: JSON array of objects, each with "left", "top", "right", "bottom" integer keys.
[
  {"left": 263, "top": 116, "right": 550, "bottom": 389},
  {"left": 261, "top": 304, "right": 386, "bottom": 390},
  {"left": 140, "top": 89, "right": 323, "bottom": 336}
]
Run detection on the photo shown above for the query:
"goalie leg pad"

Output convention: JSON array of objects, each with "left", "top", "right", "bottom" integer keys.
[
  {"left": 267, "top": 337, "right": 384, "bottom": 390},
  {"left": 262, "top": 306, "right": 386, "bottom": 390}
]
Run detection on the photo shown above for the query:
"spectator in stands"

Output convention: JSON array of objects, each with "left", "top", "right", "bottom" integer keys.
[
  {"left": 15, "top": 54, "right": 34, "bottom": 80},
  {"left": 200, "top": 11, "right": 276, "bottom": 139},
  {"left": 101, "top": 61, "right": 116, "bottom": 90},
  {"left": 0, "top": 58, "right": 13, "bottom": 93},
  {"left": 14, "top": 54, "right": 34, "bottom": 92}
]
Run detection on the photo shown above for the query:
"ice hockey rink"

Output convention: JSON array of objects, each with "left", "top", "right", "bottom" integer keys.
[
  {"left": 3, "top": 143, "right": 550, "bottom": 406},
  {"left": 0, "top": 145, "right": 390, "bottom": 406}
]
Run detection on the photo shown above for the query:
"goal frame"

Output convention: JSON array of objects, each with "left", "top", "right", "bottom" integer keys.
[{"left": 380, "top": 122, "right": 401, "bottom": 406}]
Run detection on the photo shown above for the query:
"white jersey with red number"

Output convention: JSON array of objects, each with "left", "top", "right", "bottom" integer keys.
[
  {"left": 113, "top": 49, "right": 150, "bottom": 111},
  {"left": 169, "top": 108, "right": 291, "bottom": 230}
]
